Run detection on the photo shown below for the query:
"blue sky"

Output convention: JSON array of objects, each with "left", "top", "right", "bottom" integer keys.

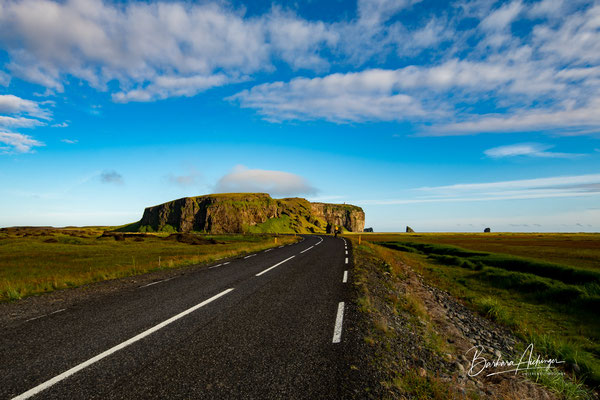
[{"left": 1, "top": 0, "right": 599, "bottom": 232}]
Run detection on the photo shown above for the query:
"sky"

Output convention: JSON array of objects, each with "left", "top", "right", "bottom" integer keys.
[{"left": 1, "top": 0, "right": 599, "bottom": 232}]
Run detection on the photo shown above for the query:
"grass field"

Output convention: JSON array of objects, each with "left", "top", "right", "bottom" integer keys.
[
  {"left": 346, "top": 232, "right": 600, "bottom": 391},
  {"left": 0, "top": 227, "right": 297, "bottom": 302}
]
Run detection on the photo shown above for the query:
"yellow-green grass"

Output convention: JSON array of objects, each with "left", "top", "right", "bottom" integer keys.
[
  {"left": 348, "top": 233, "right": 600, "bottom": 391},
  {"left": 0, "top": 227, "right": 298, "bottom": 302},
  {"left": 348, "top": 232, "right": 600, "bottom": 270}
]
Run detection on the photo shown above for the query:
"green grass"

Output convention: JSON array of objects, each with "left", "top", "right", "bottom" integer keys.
[
  {"left": 0, "top": 227, "right": 298, "bottom": 302},
  {"left": 353, "top": 232, "right": 600, "bottom": 271},
  {"left": 362, "top": 235, "right": 600, "bottom": 393}
]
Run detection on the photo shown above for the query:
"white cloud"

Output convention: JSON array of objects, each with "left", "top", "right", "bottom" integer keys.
[
  {"left": 112, "top": 74, "right": 233, "bottom": 103},
  {"left": 0, "top": 95, "right": 49, "bottom": 153},
  {"left": 357, "top": 0, "right": 421, "bottom": 27},
  {"left": 0, "top": 115, "right": 46, "bottom": 128},
  {"left": 265, "top": 8, "right": 338, "bottom": 71},
  {"left": 0, "top": 94, "right": 51, "bottom": 119},
  {"left": 529, "top": 0, "right": 566, "bottom": 17},
  {"left": 360, "top": 173, "right": 600, "bottom": 205},
  {"left": 229, "top": 57, "right": 571, "bottom": 123},
  {"left": 0, "top": 0, "right": 270, "bottom": 98},
  {"left": 418, "top": 173, "right": 600, "bottom": 192},
  {"left": 431, "top": 97, "right": 600, "bottom": 135},
  {"left": 214, "top": 165, "right": 317, "bottom": 197},
  {"left": 534, "top": 4, "right": 600, "bottom": 65},
  {"left": 1, "top": 0, "right": 599, "bottom": 137},
  {"left": 479, "top": 1, "right": 523, "bottom": 31},
  {"left": 229, "top": 69, "right": 428, "bottom": 123},
  {"left": 52, "top": 122, "right": 69, "bottom": 128},
  {"left": 0, "top": 130, "right": 45, "bottom": 153},
  {"left": 0, "top": 0, "right": 344, "bottom": 102},
  {"left": 484, "top": 143, "right": 584, "bottom": 158},
  {"left": 0, "top": 71, "right": 11, "bottom": 86},
  {"left": 61, "top": 138, "right": 77, "bottom": 144}
]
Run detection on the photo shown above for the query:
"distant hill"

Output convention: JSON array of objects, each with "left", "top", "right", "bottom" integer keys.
[{"left": 117, "top": 193, "right": 365, "bottom": 234}]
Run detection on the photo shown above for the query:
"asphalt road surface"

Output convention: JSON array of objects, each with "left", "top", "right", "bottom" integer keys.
[{"left": 1, "top": 235, "right": 356, "bottom": 399}]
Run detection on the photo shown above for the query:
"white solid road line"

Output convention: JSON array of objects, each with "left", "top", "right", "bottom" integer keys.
[
  {"left": 343, "top": 271, "right": 348, "bottom": 283},
  {"left": 12, "top": 288, "right": 235, "bottom": 400},
  {"left": 223, "top": 262, "right": 230, "bottom": 265},
  {"left": 332, "top": 302, "right": 345, "bottom": 343},
  {"left": 345, "top": 257, "right": 348, "bottom": 264},
  {"left": 255, "top": 255, "right": 295, "bottom": 277},
  {"left": 300, "top": 246, "right": 314, "bottom": 254},
  {"left": 244, "top": 254, "right": 257, "bottom": 259}
]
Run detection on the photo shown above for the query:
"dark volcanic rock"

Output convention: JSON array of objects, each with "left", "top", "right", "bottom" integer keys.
[
  {"left": 406, "top": 226, "right": 415, "bottom": 233},
  {"left": 484, "top": 227, "right": 491, "bottom": 233}
]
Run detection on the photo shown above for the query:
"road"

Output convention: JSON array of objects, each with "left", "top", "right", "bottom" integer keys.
[{"left": 1, "top": 235, "right": 355, "bottom": 399}]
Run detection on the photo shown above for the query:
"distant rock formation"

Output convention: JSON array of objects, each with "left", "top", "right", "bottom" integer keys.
[
  {"left": 406, "top": 226, "right": 415, "bottom": 233},
  {"left": 120, "top": 193, "right": 365, "bottom": 234},
  {"left": 484, "top": 227, "right": 491, "bottom": 233},
  {"left": 364, "top": 227, "right": 374, "bottom": 232}
]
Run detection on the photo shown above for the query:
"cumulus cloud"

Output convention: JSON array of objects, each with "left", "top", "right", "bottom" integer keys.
[
  {"left": 484, "top": 143, "right": 583, "bottom": 158},
  {"left": 0, "top": 131, "right": 45, "bottom": 153},
  {"left": 229, "top": 69, "right": 427, "bottom": 123},
  {"left": 100, "top": 170, "right": 123, "bottom": 185},
  {"left": 0, "top": 95, "right": 50, "bottom": 153},
  {"left": 0, "top": 0, "right": 269, "bottom": 99},
  {"left": 0, "top": 0, "right": 344, "bottom": 102},
  {"left": 214, "top": 165, "right": 318, "bottom": 197},
  {"left": 0, "top": 94, "right": 50, "bottom": 119},
  {"left": 230, "top": 2, "right": 600, "bottom": 135},
  {"left": 0, "top": 0, "right": 599, "bottom": 136}
]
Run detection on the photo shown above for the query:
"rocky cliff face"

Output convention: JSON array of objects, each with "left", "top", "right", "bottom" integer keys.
[
  {"left": 310, "top": 202, "right": 365, "bottom": 233},
  {"left": 130, "top": 193, "right": 365, "bottom": 234}
]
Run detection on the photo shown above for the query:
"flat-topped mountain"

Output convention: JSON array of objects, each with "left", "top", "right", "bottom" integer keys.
[{"left": 120, "top": 193, "right": 365, "bottom": 234}]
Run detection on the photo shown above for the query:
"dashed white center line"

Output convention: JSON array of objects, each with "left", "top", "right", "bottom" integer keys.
[
  {"left": 140, "top": 277, "right": 177, "bottom": 288},
  {"left": 244, "top": 254, "right": 257, "bottom": 259},
  {"left": 208, "top": 263, "right": 222, "bottom": 269},
  {"left": 343, "top": 271, "right": 348, "bottom": 283},
  {"left": 300, "top": 246, "right": 314, "bottom": 254},
  {"left": 345, "top": 257, "right": 348, "bottom": 264},
  {"left": 25, "top": 309, "right": 66, "bottom": 323},
  {"left": 345, "top": 250, "right": 348, "bottom": 255},
  {"left": 255, "top": 255, "right": 295, "bottom": 277},
  {"left": 223, "top": 262, "right": 230, "bottom": 265},
  {"left": 264, "top": 248, "right": 273, "bottom": 252},
  {"left": 332, "top": 302, "right": 345, "bottom": 343},
  {"left": 13, "top": 288, "right": 235, "bottom": 400}
]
